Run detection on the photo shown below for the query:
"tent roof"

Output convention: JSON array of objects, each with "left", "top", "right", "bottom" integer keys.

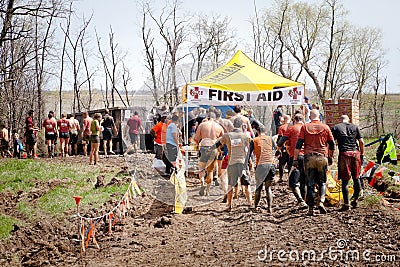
[{"left": 188, "top": 50, "right": 303, "bottom": 92}]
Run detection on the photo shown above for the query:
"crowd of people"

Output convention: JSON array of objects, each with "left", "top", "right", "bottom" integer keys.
[
  {"left": 148, "top": 98, "right": 364, "bottom": 216},
  {"left": 0, "top": 99, "right": 365, "bottom": 216},
  {"left": 0, "top": 109, "right": 120, "bottom": 166}
]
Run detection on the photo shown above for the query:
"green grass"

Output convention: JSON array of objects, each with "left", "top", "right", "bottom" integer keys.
[
  {"left": 361, "top": 194, "right": 382, "bottom": 206},
  {"left": 0, "top": 159, "right": 100, "bottom": 193},
  {"left": 387, "top": 185, "right": 400, "bottom": 192},
  {"left": 0, "top": 214, "right": 18, "bottom": 239},
  {"left": 37, "top": 183, "right": 129, "bottom": 215},
  {"left": 0, "top": 158, "right": 131, "bottom": 238},
  {"left": 16, "top": 201, "right": 36, "bottom": 219}
]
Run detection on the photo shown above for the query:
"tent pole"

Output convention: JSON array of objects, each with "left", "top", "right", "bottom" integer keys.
[{"left": 185, "top": 85, "right": 189, "bottom": 177}]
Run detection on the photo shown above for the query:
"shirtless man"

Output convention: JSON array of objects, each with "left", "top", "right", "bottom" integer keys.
[
  {"left": 214, "top": 109, "right": 233, "bottom": 200},
  {"left": 229, "top": 105, "right": 253, "bottom": 138},
  {"left": 193, "top": 111, "right": 224, "bottom": 196}
]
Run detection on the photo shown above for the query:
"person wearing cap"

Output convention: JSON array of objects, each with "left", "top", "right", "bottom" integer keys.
[
  {"left": 294, "top": 109, "right": 335, "bottom": 216},
  {"left": 331, "top": 115, "right": 364, "bottom": 211},
  {"left": 150, "top": 112, "right": 167, "bottom": 160},
  {"left": 303, "top": 96, "right": 312, "bottom": 123}
]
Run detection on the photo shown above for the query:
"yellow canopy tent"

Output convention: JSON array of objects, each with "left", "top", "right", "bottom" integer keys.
[{"left": 183, "top": 50, "right": 305, "bottom": 106}]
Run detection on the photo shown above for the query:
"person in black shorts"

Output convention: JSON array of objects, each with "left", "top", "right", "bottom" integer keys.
[
  {"left": 101, "top": 109, "right": 117, "bottom": 156},
  {"left": 25, "top": 110, "right": 37, "bottom": 158},
  {"left": 68, "top": 113, "right": 80, "bottom": 156},
  {"left": 249, "top": 125, "right": 277, "bottom": 213}
]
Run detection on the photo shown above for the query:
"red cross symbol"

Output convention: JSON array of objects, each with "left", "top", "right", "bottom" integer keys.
[
  {"left": 289, "top": 87, "right": 301, "bottom": 100},
  {"left": 190, "top": 87, "right": 203, "bottom": 99}
]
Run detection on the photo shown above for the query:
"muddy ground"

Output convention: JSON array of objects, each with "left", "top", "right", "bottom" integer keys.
[{"left": 0, "top": 154, "right": 400, "bottom": 266}]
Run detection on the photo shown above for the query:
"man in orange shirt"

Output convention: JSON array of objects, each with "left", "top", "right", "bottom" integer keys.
[
  {"left": 249, "top": 125, "right": 276, "bottom": 213},
  {"left": 277, "top": 114, "right": 307, "bottom": 207},
  {"left": 294, "top": 110, "right": 335, "bottom": 216},
  {"left": 150, "top": 113, "right": 167, "bottom": 160}
]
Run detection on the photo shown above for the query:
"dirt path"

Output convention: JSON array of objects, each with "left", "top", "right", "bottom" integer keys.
[{"left": 1, "top": 155, "right": 400, "bottom": 266}]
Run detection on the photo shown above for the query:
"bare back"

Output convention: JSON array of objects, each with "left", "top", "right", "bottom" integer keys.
[
  {"left": 194, "top": 120, "right": 224, "bottom": 144},
  {"left": 216, "top": 118, "right": 234, "bottom": 133}
]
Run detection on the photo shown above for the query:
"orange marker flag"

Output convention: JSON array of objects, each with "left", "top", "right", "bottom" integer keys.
[
  {"left": 92, "top": 221, "right": 100, "bottom": 251},
  {"left": 85, "top": 221, "right": 93, "bottom": 249},
  {"left": 108, "top": 213, "right": 113, "bottom": 236}
]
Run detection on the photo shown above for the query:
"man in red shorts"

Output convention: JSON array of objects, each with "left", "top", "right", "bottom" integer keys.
[
  {"left": 331, "top": 115, "right": 364, "bottom": 211},
  {"left": 294, "top": 110, "right": 335, "bottom": 216}
]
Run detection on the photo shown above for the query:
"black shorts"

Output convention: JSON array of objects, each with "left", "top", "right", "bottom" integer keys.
[
  {"left": 25, "top": 132, "right": 36, "bottom": 145},
  {"left": 103, "top": 128, "right": 113, "bottom": 141},
  {"left": 59, "top": 132, "right": 70, "bottom": 139},
  {"left": 69, "top": 133, "right": 78, "bottom": 144},
  {"left": 0, "top": 139, "right": 8, "bottom": 150},
  {"left": 45, "top": 132, "right": 56, "bottom": 141},
  {"left": 82, "top": 135, "right": 91, "bottom": 144},
  {"left": 129, "top": 133, "right": 139, "bottom": 144}
]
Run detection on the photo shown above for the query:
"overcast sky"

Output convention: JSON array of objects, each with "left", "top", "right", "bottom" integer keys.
[{"left": 74, "top": 0, "right": 400, "bottom": 94}]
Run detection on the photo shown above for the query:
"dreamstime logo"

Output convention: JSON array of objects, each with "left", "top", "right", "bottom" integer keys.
[
  {"left": 257, "top": 239, "right": 397, "bottom": 263},
  {"left": 336, "top": 239, "right": 347, "bottom": 249}
]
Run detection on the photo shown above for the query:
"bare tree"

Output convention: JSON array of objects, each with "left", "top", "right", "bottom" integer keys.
[
  {"left": 80, "top": 32, "right": 96, "bottom": 110},
  {"left": 0, "top": 0, "right": 70, "bottom": 133},
  {"left": 350, "top": 27, "right": 384, "bottom": 104},
  {"left": 34, "top": 0, "right": 62, "bottom": 124},
  {"left": 189, "top": 14, "right": 236, "bottom": 80},
  {"left": 96, "top": 27, "right": 128, "bottom": 108},
  {"left": 141, "top": 6, "right": 159, "bottom": 106},
  {"left": 63, "top": 14, "right": 92, "bottom": 113},
  {"left": 58, "top": 2, "right": 72, "bottom": 117},
  {"left": 146, "top": 0, "right": 187, "bottom": 106}
]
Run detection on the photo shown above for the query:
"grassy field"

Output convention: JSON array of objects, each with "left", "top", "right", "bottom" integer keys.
[{"left": 0, "top": 158, "right": 130, "bottom": 239}]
